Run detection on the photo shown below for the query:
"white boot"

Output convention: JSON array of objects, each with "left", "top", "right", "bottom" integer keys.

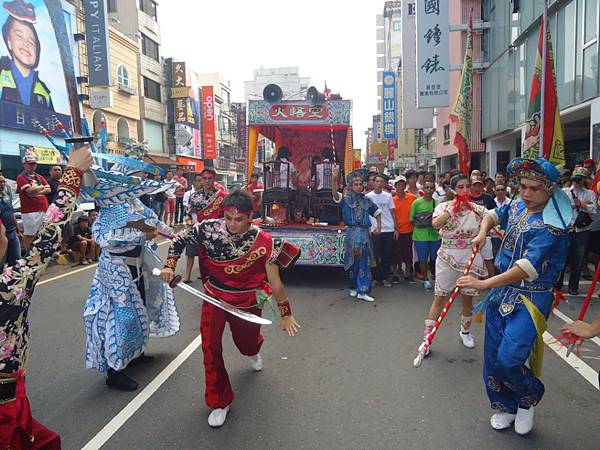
[
  {"left": 515, "top": 407, "right": 535, "bottom": 435},
  {"left": 349, "top": 289, "right": 358, "bottom": 297},
  {"left": 490, "top": 412, "right": 516, "bottom": 430},
  {"left": 357, "top": 293, "right": 375, "bottom": 302},
  {"left": 208, "top": 405, "right": 230, "bottom": 427},
  {"left": 459, "top": 331, "right": 475, "bottom": 348},
  {"left": 248, "top": 353, "right": 263, "bottom": 371}
]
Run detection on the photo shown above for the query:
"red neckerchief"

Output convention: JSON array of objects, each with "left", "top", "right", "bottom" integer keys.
[{"left": 453, "top": 193, "right": 475, "bottom": 214}]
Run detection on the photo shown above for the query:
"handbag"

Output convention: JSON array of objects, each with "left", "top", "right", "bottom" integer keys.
[
  {"left": 571, "top": 190, "right": 593, "bottom": 228},
  {"left": 413, "top": 200, "right": 435, "bottom": 228}
]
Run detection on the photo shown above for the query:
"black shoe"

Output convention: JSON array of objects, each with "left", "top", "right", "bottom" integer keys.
[
  {"left": 568, "top": 289, "right": 579, "bottom": 296},
  {"left": 583, "top": 273, "right": 593, "bottom": 281},
  {"left": 128, "top": 353, "right": 155, "bottom": 366},
  {"left": 404, "top": 276, "right": 415, "bottom": 283},
  {"left": 106, "top": 369, "right": 138, "bottom": 391}
]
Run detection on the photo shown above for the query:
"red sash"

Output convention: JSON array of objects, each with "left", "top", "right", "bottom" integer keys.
[{"left": 197, "top": 190, "right": 227, "bottom": 221}]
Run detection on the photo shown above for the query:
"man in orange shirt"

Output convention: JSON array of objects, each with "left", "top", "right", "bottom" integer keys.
[{"left": 391, "top": 176, "right": 417, "bottom": 283}]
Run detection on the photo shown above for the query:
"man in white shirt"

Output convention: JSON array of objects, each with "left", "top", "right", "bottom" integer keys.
[
  {"left": 367, "top": 174, "right": 397, "bottom": 287},
  {"left": 494, "top": 184, "right": 511, "bottom": 208},
  {"left": 556, "top": 166, "right": 598, "bottom": 295}
]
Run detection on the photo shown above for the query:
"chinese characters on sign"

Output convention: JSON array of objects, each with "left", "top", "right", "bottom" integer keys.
[
  {"left": 268, "top": 104, "right": 329, "bottom": 121},
  {"left": 382, "top": 72, "right": 397, "bottom": 139},
  {"left": 416, "top": 0, "right": 449, "bottom": 107},
  {"left": 172, "top": 62, "right": 187, "bottom": 87},
  {"left": 201, "top": 86, "right": 217, "bottom": 160}
]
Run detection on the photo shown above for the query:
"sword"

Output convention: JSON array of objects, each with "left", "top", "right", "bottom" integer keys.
[{"left": 151, "top": 269, "right": 272, "bottom": 325}]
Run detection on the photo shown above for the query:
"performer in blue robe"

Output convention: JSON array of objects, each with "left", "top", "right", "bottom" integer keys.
[
  {"left": 457, "top": 157, "right": 570, "bottom": 436},
  {"left": 331, "top": 168, "right": 381, "bottom": 302},
  {"left": 84, "top": 199, "right": 179, "bottom": 391}
]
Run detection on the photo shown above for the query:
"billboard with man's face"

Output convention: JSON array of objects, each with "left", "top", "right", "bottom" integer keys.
[{"left": 0, "top": 0, "right": 74, "bottom": 133}]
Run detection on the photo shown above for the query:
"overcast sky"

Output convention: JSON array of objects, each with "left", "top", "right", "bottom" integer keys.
[{"left": 160, "top": 0, "right": 382, "bottom": 151}]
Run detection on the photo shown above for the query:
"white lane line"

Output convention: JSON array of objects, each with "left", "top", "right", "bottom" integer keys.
[
  {"left": 553, "top": 308, "right": 600, "bottom": 347},
  {"left": 544, "top": 331, "right": 599, "bottom": 390},
  {"left": 39, "top": 241, "right": 170, "bottom": 286},
  {"left": 81, "top": 334, "right": 202, "bottom": 450}
]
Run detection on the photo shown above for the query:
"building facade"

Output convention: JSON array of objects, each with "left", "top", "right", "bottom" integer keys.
[
  {"left": 435, "top": 0, "right": 485, "bottom": 172},
  {"left": 483, "top": 0, "right": 600, "bottom": 175},
  {"left": 78, "top": 24, "right": 141, "bottom": 156},
  {"left": 244, "top": 66, "right": 311, "bottom": 102},
  {"left": 107, "top": 0, "right": 169, "bottom": 156}
]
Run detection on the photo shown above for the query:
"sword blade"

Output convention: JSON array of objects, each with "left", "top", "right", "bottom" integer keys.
[{"left": 175, "top": 282, "right": 272, "bottom": 325}]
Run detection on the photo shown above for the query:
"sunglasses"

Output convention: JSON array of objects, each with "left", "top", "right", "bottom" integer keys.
[{"left": 572, "top": 177, "right": 583, "bottom": 183}]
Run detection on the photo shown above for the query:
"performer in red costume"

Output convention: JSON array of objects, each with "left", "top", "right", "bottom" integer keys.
[
  {"left": 187, "top": 168, "right": 228, "bottom": 222},
  {"left": 161, "top": 190, "right": 301, "bottom": 428}
]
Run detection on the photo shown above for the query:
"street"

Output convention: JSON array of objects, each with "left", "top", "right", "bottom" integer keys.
[{"left": 26, "top": 243, "right": 600, "bottom": 450}]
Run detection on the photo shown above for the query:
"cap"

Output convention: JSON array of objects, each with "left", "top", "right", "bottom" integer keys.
[
  {"left": 470, "top": 176, "right": 483, "bottom": 185},
  {"left": 22, "top": 153, "right": 38, "bottom": 164},
  {"left": 393, "top": 175, "right": 407, "bottom": 184}
]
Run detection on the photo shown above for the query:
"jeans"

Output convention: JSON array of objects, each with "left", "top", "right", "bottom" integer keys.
[
  {"left": 555, "top": 230, "right": 590, "bottom": 292},
  {"left": 371, "top": 232, "right": 394, "bottom": 282},
  {"left": 0, "top": 229, "right": 21, "bottom": 271},
  {"left": 175, "top": 197, "right": 185, "bottom": 224},
  {"left": 152, "top": 200, "right": 164, "bottom": 222}
]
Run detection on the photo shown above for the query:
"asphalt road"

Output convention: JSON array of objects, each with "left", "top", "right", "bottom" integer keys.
[{"left": 25, "top": 245, "right": 600, "bottom": 449}]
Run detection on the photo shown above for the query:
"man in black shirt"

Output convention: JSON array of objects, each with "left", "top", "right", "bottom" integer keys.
[
  {"left": 470, "top": 176, "right": 496, "bottom": 276},
  {"left": 69, "top": 216, "right": 98, "bottom": 264},
  {"left": 46, "top": 165, "right": 62, "bottom": 204}
]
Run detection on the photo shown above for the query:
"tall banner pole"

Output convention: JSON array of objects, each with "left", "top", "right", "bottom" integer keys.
[{"left": 540, "top": 0, "right": 548, "bottom": 157}]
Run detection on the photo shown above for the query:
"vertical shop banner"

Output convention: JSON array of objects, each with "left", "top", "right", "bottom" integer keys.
[
  {"left": 415, "top": 0, "right": 449, "bottom": 108},
  {"left": 401, "top": 1, "right": 433, "bottom": 128},
  {"left": 83, "top": 0, "right": 111, "bottom": 86},
  {"left": 237, "top": 106, "right": 247, "bottom": 153},
  {"left": 201, "top": 86, "right": 217, "bottom": 160},
  {"left": 382, "top": 71, "right": 397, "bottom": 139}
]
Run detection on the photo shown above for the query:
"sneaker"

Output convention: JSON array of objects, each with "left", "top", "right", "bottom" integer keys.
[
  {"left": 423, "top": 280, "right": 433, "bottom": 290},
  {"left": 459, "top": 331, "right": 475, "bottom": 348},
  {"left": 372, "top": 280, "right": 379, "bottom": 287},
  {"left": 248, "top": 353, "right": 263, "bottom": 371},
  {"left": 80, "top": 260, "right": 90, "bottom": 265},
  {"left": 391, "top": 274, "right": 401, "bottom": 284},
  {"left": 349, "top": 289, "right": 358, "bottom": 297},
  {"left": 357, "top": 293, "right": 375, "bottom": 302},
  {"left": 383, "top": 280, "right": 392, "bottom": 288},
  {"left": 404, "top": 276, "right": 415, "bottom": 283},
  {"left": 514, "top": 407, "right": 535, "bottom": 435},
  {"left": 568, "top": 289, "right": 579, "bottom": 296},
  {"left": 208, "top": 406, "right": 230, "bottom": 428},
  {"left": 490, "top": 412, "right": 516, "bottom": 430}
]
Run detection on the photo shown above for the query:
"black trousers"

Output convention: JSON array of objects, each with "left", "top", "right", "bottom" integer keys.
[
  {"left": 372, "top": 232, "right": 394, "bottom": 282},
  {"left": 175, "top": 197, "right": 185, "bottom": 223},
  {"left": 555, "top": 230, "right": 591, "bottom": 292}
]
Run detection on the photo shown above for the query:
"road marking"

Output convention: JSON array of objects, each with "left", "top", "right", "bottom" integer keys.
[
  {"left": 544, "top": 331, "right": 599, "bottom": 390},
  {"left": 81, "top": 334, "right": 203, "bottom": 450},
  {"left": 39, "top": 241, "right": 170, "bottom": 286},
  {"left": 553, "top": 308, "right": 600, "bottom": 347}
]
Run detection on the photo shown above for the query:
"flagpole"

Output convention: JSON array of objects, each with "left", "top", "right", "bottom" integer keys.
[{"left": 540, "top": 0, "right": 548, "bottom": 158}]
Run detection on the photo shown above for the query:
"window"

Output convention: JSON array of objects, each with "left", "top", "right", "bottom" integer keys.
[
  {"left": 141, "top": 34, "right": 159, "bottom": 61},
  {"left": 107, "top": 0, "right": 117, "bottom": 12},
  {"left": 143, "top": 77, "right": 161, "bottom": 102},
  {"left": 117, "top": 65, "right": 130, "bottom": 87},
  {"left": 117, "top": 118, "right": 131, "bottom": 146},
  {"left": 16, "top": 109, "right": 24, "bottom": 125},
  {"left": 443, "top": 124, "right": 450, "bottom": 144},
  {"left": 393, "top": 21, "right": 400, "bottom": 32},
  {"left": 139, "top": 0, "right": 157, "bottom": 20}
]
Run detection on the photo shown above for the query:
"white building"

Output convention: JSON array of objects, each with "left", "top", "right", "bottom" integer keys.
[{"left": 244, "top": 67, "right": 311, "bottom": 101}]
